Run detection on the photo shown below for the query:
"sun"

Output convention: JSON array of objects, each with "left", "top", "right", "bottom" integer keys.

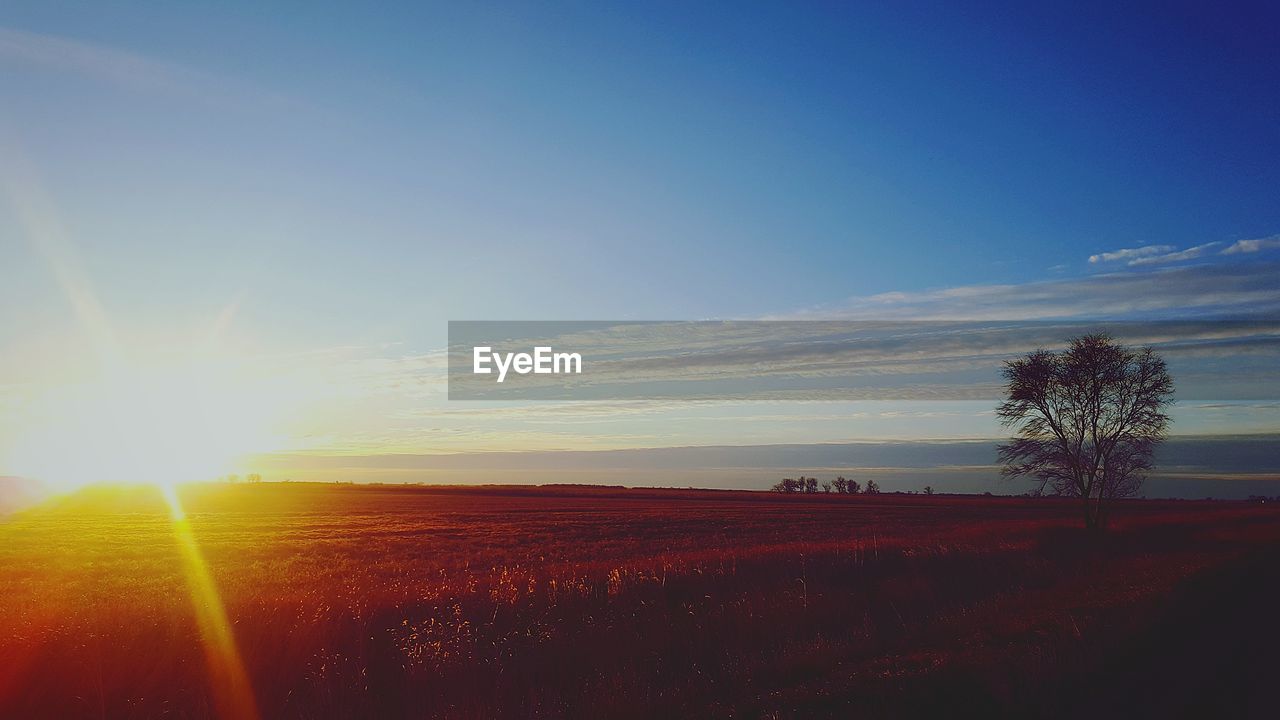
[{"left": 9, "top": 353, "right": 278, "bottom": 492}]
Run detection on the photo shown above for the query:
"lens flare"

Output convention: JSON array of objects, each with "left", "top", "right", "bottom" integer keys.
[{"left": 163, "top": 486, "right": 259, "bottom": 720}]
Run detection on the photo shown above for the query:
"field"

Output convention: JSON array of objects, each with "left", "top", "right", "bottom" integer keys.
[{"left": 2, "top": 483, "right": 1279, "bottom": 719}]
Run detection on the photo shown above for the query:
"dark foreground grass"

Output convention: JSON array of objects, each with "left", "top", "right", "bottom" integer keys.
[{"left": 2, "top": 483, "right": 1277, "bottom": 718}]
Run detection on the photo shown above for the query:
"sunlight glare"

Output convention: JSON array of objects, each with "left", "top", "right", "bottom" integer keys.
[
  {"left": 162, "top": 485, "right": 260, "bottom": 720},
  {"left": 9, "top": 353, "right": 280, "bottom": 491}
]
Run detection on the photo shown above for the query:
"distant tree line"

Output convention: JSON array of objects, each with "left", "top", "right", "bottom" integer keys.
[{"left": 770, "top": 476, "right": 881, "bottom": 494}]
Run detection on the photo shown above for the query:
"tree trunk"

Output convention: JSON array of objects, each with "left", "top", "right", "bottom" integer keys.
[{"left": 1082, "top": 496, "right": 1108, "bottom": 531}]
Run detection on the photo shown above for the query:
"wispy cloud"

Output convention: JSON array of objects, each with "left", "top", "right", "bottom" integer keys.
[
  {"left": 444, "top": 317, "right": 1280, "bottom": 406},
  {"left": 1088, "top": 233, "right": 1280, "bottom": 269},
  {"left": 792, "top": 261, "right": 1280, "bottom": 320},
  {"left": 1222, "top": 234, "right": 1280, "bottom": 255},
  {"left": 221, "top": 258, "right": 1280, "bottom": 455},
  {"left": 1127, "top": 241, "right": 1222, "bottom": 266},
  {"left": 1193, "top": 402, "right": 1280, "bottom": 411},
  {"left": 1088, "top": 245, "right": 1174, "bottom": 264}
]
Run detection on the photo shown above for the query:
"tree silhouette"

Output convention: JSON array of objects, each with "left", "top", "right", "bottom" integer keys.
[
  {"left": 864, "top": 479, "right": 880, "bottom": 495},
  {"left": 997, "top": 333, "right": 1173, "bottom": 529},
  {"left": 771, "top": 478, "right": 801, "bottom": 493}
]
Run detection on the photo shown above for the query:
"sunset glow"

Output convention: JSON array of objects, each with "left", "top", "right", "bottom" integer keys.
[
  {"left": 9, "top": 353, "right": 279, "bottom": 491},
  {"left": 2, "top": 3, "right": 1279, "bottom": 717}
]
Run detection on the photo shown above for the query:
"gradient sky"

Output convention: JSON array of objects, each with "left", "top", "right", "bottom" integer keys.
[{"left": 2, "top": 2, "right": 1278, "bottom": 487}]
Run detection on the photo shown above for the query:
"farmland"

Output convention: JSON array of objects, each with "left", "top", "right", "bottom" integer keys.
[{"left": 2, "top": 483, "right": 1278, "bottom": 718}]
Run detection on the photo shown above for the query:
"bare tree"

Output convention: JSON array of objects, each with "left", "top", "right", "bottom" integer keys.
[
  {"left": 923, "top": 485, "right": 934, "bottom": 495},
  {"left": 771, "top": 478, "right": 801, "bottom": 493},
  {"left": 863, "top": 479, "right": 880, "bottom": 495},
  {"left": 847, "top": 479, "right": 861, "bottom": 495},
  {"left": 821, "top": 482, "right": 832, "bottom": 493},
  {"left": 997, "top": 333, "right": 1173, "bottom": 529},
  {"left": 803, "top": 476, "right": 819, "bottom": 494},
  {"left": 832, "top": 476, "right": 849, "bottom": 494}
]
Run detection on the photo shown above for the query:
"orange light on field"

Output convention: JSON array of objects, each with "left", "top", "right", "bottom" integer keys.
[{"left": 163, "top": 487, "right": 260, "bottom": 720}]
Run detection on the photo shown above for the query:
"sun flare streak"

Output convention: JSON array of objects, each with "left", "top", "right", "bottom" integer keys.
[{"left": 162, "top": 486, "right": 260, "bottom": 720}]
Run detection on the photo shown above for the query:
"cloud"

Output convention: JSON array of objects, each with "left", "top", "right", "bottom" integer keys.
[
  {"left": 254, "top": 435, "right": 1280, "bottom": 478},
  {"left": 1089, "top": 245, "right": 1174, "bottom": 264},
  {"left": 1086, "top": 236, "right": 1275, "bottom": 267},
  {"left": 1127, "top": 242, "right": 1221, "bottom": 266},
  {"left": 1221, "top": 235, "right": 1280, "bottom": 255},
  {"left": 793, "top": 260, "right": 1280, "bottom": 321},
  {"left": 1193, "top": 402, "right": 1280, "bottom": 411},
  {"left": 444, "top": 316, "right": 1280, "bottom": 405},
  {"left": 356, "top": 259, "right": 1280, "bottom": 414}
]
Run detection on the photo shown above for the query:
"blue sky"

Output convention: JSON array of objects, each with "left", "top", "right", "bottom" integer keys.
[{"left": 1, "top": 2, "right": 1278, "bottom": 488}]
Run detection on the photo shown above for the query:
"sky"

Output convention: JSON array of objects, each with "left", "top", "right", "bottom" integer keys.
[{"left": 1, "top": 2, "right": 1278, "bottom": 492}]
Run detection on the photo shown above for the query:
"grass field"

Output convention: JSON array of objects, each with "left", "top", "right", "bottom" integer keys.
[{"left": 2, "top": 483, "right": 1278, "bottom": 718}]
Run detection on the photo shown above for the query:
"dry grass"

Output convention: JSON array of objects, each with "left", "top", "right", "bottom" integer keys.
[{"left": 2, "top": 483, "right": 1277, "bottom": 718}]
